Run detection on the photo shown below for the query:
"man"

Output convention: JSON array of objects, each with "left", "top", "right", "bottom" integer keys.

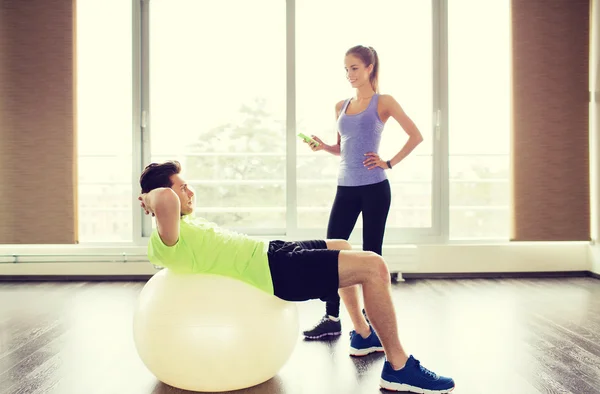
[{"left": 138, "top": 160, "right": 454, "bottom": 393}]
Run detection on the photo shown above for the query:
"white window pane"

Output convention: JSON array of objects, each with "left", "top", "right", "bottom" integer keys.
[
  {"left": 296, "top": 0, "right": 433, "bottom": 230},
  {"left": 77, "top": 0, "right": 133, "bottom": 242},
  {"left": 449, "top": 0, "right": 510, "bottom": 239},
  {"left": 449, "top": 208, "right": 510, "bottom": 240},
  {"left": 149, "top": 0, "right": 286, "bottom": 230}
]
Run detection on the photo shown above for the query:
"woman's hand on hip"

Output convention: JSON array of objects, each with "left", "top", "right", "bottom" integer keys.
[{"left": 363, "top": 152, "right": 388, "bottom": 170}]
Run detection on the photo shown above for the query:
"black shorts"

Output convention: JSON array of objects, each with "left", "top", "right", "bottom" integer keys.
[{"left": 267, "top": 239, "right": 340, "bottom": 302}]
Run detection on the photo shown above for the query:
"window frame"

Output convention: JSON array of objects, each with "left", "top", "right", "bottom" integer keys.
[{"left": 130, "top": 0, "right": 448, "bottom": 245}]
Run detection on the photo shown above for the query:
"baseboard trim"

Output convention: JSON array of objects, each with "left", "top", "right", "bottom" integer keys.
[
  {"left": 402, "top": 271, "right": 594, "bottom": 280},
  {"left": 589, "top": 271, "right": 600, "bottom": 280},
  {"left": 0, "top": 271, "right": 598, "bottom": 282}
]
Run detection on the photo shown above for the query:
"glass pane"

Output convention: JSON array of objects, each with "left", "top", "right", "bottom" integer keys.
[
  {"left": 449, "top": 208, "right": 510, "bottom": 239},
  {"left": 149, "top": 0, "right": 285, "bottom": 230},
  {"left": 79, "top": 183, "right": 132, "bottom": 240},
  {"left": 296, "top": 0, "right": 433, "bottom": 230},
  {"left": 448, "top": 0, "right": 510, "bottom": 239},
  {"left": 450, "top": 179, "right": 509, "bottom": 207},
  {"left": 77, "top": 0, "right": 132, "bottom": 242}
]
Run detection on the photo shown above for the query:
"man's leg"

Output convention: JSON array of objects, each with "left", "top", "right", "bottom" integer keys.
[
  {"left": 268, "top": 239, "right": 455, "bottom": 392},
  {"left": 333, "top": 246, "right": 407, "bottom": 368},
  {"left": 335, "top": 249, "right": 455, "bottom": 392}
]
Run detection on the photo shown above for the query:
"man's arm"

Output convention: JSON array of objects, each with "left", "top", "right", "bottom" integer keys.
[{"left": 140, "top": 188, "right": 181, "bottom": 246}]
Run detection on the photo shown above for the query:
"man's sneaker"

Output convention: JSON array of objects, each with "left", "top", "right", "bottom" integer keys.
[
  {"left": 303, "top": 315, "right": 342, "bottom": 339},
  {"left": 380, "top": 355, "right": 455, "bottom": 393},
  {"left": 349, "top": 326, "right": 384, "bottom": 356}
]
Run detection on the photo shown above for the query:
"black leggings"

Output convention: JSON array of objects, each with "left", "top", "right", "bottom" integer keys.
[{"left": 323, "top": 179, "right": 391, "bottom": 317}]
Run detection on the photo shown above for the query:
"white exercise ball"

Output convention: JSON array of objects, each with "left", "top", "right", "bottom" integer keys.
[{"left": 133, "top": 269, "right": 299, "bottom": 392}]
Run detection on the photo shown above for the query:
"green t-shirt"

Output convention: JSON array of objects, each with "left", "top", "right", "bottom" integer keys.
[{"left": 147, "top": 215, "right": 273, "bottom": 295}]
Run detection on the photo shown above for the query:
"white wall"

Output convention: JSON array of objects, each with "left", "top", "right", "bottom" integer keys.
[
  {"left": 383, "top": 244, "right": 589, "bottom": 274},
  {"left": 415, "top": 243, "right": 589, "bottom": 274},
  {"left": 0, "top": 243, "right": 590, "bottom": 277},
  {"left": 591, "top": 246, "right": 600, "bottom": 275},
  {"left": 591, "top": 0, "right": 600, "bottom": 275},
  {"left": 0, "top": 262, "right": 157, "bottom": 276}
]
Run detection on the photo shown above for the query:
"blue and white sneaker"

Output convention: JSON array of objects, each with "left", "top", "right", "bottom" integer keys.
[
  {"left": 349, "top": 326, "right": 384, "bottom": 356},
  {"left": 380, "top": 355, "right": 455, "bottom": 393}
]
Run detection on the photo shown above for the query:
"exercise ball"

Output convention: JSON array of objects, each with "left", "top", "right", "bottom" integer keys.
[{"left": 133, "top": 269, "right": 299, "bottom": 392}]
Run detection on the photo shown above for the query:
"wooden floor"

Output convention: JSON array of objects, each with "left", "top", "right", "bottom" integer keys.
[{"left": 1, "top": 277, "right": 599, "bottom": 394}]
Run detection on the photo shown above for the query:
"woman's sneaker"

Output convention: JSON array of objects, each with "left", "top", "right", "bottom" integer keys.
[
  {"left": 303, "top": 315, "right": 342, "bottom": 339},
  {"left": 380, "top": 355, "right": 455, "bottom": 393},
  {"left": 349, "top": 326, "right": 384, "bottom": 356}
]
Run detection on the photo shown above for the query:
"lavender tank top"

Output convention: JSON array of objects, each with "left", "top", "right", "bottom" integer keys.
[{"left": 337, "top": 94, "right": 386, "bottom": 186}]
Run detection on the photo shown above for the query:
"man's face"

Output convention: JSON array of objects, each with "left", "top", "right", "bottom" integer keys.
[{"left": 169, "top": 174, "right": 195, "bottom": 215}]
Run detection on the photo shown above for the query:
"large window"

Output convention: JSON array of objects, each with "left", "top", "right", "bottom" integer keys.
[
  {"left": 148, "top": 0, "right": 286, "bottom": 232},
  {"left": 76, "top": 0, "right": 511, "bottom": 243},
  {"left": 448, "top": 0, "right": 510, "bottom": 239},
  {"left": 77, "top": 0, "right": 133, "bottom": 242}
]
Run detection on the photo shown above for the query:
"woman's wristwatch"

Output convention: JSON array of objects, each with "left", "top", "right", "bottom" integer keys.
[{"left": 386, "top": 160, "right": 392, "bottom": 169}]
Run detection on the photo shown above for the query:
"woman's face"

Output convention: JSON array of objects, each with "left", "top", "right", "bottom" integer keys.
[{"left": 345, "top": 54, "right": 372, "bottom": 89}]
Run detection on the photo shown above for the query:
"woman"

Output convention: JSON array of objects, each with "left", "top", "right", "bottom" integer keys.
[{"left": 302, "top": 45, "right": 424, "bottom": 346}]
